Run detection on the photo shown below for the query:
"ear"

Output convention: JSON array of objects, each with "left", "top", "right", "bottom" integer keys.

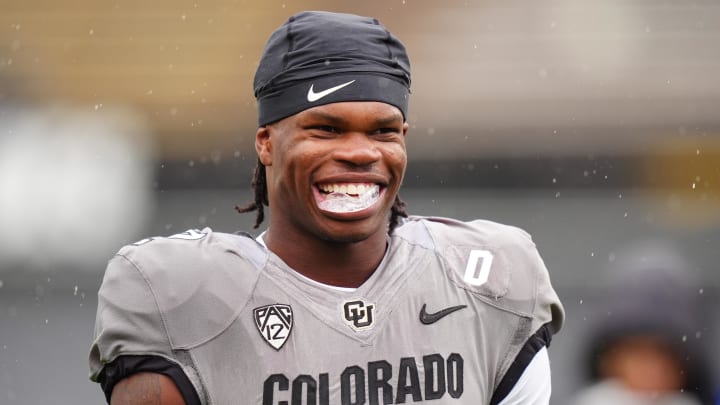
[
  {"left": 255, "top": 126, "right": 273, "bottom": 166},
  {"left": 402, "top": 122, "right": 409, "bottom": 137}
]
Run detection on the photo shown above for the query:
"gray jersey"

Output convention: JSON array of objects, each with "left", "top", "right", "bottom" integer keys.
[{"left": 89, "top": 216, "right": 564, "bottom": 404}]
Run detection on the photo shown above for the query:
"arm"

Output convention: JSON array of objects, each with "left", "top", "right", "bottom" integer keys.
[{"left": 111, "top": 373, "right": 186, "bottom": 405}]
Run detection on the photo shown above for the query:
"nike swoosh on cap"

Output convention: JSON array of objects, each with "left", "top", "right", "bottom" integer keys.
[
  {"left": 419, "top": 304, "right": 468, "bottom": 325},
  {"left": 306, "top": 80, "right": 356, "bottom": 102}
]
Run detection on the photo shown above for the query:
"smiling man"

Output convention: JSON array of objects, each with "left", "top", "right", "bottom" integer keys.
[{"left": 89, "top": 11, "right": 564, "bottom": 405}]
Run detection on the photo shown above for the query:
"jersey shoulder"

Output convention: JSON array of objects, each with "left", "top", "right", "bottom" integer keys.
[
  {"left": 108, "top": 228, "right": 267, "bottom": 348},
  {"left": 396, "top": 216, "right": 564, "bottom": 333}
]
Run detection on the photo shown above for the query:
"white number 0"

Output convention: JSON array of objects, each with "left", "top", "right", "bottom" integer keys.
[{"left": 463, "top": 249, "right": 494, "bottom": 286}]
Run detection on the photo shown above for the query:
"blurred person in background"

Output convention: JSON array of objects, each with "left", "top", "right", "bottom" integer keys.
[{"left": 570, "top": 240, "right": 714, "bottom": 405}]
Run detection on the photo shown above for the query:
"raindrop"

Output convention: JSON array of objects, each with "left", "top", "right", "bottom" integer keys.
[
  {"left": 590, "top": 252, "right": 595, "bottom": 257},
  {"left": 692, "top": 182, "right": 696, "bottom": 189},
  {"left": 210, "top": 150, "right": 222, "bottom": 164},
  {"left": 73, "top": 286, "right": 78, "bottom": 296},
  {"left": 89, "top": 28, "right": 94, "bottom": 35},
  {"left": 696, "top": 149, "right": 700, "bottom": 155},
  {"left": 579, "top": 299, "right": 583, "bottom": 304},
  {"left": 681, "top": 335, "right": 687, "bottom": 342},
  {"left": 181, "top": 14, "right": 187, "bottom": 21},
  {"left": 555, "top": 192, "right": 561, "bottom": 198},
  {"left": 552, "top": 178, "right": 557, "bottom": 184},
  {"left": 618, "top": 193, "right": 622, "bottom": 199},
  {"left": 0, "top": 280, "right": 3, "bottom": 288},
  {"left": 188, "top": 160, "right": 195, "bottom": 167},
  {"left": 623, "top": 212, "right": 628, "bottom": 218},
  {"left": 45, "top": 319, "right": 49, "bottom": 324},
  {"left": 699, "top": 288, "right": 704, "bottom": 295},
  {"left": 695, "top": 331, "right": 702, "bottom": 339}
]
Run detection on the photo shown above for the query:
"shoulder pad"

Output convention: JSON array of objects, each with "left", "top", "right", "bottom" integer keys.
[
  {"left": 398, "top": 216, "right": 564, "bottom": 332},
  {"left": 116, "top": 228, "right": 268, "bottom": 348}
]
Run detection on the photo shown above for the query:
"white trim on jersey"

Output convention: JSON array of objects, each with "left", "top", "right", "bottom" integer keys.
[{"left": 497, "top": 346, "right": 552, "bottom": 405}]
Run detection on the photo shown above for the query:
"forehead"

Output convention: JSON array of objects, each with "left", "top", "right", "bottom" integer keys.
[{"left": 287, "top": 101, "right": 405, "bottom": 126}]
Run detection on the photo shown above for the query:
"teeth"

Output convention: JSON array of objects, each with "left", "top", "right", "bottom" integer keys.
[
  {"left": 318, "top": 182, "right": 376, "bottom": 195},
  {"left": 317, "top": 183, "right": 381, "bottom": 213}
]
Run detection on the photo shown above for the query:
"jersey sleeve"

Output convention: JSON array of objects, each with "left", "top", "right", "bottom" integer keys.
[
  {"left": 88, "top": 253, "right": 201, "bottom": 403},
  {"left": 90, "top": 254, "right": 171, "bottom": 378}
]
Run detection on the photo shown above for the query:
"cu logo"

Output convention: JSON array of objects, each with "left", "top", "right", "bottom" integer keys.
[{"left": 343, "top": 300, "right": 375, "bottom": 331}]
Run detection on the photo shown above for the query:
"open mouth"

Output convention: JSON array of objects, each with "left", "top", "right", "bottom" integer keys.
[{"left": 315, "top": 182, "right": 382, "bottom": 213}]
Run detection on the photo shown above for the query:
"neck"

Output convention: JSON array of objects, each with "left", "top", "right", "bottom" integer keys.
[{"left": 263, "top": 228, "right": 388, "bottom": 288}]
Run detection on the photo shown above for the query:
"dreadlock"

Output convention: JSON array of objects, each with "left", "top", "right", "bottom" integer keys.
[{"left": 235, "top": 159, "right": 409, "bottom": 233}]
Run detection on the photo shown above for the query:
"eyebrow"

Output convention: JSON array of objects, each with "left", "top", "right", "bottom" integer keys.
[{"left": 303, "top": 110, "right": 403, "bottom": 127}]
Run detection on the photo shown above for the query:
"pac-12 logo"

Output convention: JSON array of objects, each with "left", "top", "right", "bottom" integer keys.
[
  {"left": 254, "top": 304, "right": 293, "bottom": 350},
  {"left": 342, "top": 300, "right": 375, "bottom": 331}
]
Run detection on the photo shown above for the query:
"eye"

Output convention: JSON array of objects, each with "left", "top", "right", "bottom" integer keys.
[
  {"left": 308, "top": 125, "right": 341, "bottom": 137},
  {"left": 318, "top": 125, "right": 341, "bottom": 133},
  {"left": 371, "top": 127, "right": 402, "bottom": 139}
]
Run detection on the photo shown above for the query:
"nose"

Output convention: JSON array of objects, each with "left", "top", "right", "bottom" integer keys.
[{"left": 331, "top": 132, "right": 382, "bottom": 167}]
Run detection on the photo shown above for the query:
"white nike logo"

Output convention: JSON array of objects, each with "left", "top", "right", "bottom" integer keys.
[{"left": 306, "top": 80, "right": 356, "bottom": 102}]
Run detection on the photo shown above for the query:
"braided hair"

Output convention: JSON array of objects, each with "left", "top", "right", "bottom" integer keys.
[{"left": 235, "top": 159, "right": 408, "bottom": 233}]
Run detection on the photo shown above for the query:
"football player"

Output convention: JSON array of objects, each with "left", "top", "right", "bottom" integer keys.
[{"left": 89, "top": 11, "right": 564, "bottom": 405}]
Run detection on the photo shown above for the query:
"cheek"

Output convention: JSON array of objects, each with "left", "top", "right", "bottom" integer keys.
[{"left": 386, "top": 145, "right": 408, "bottom": 171}]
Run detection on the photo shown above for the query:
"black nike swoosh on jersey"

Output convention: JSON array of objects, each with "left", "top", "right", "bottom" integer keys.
[{"left": 419, "top": 304, "right": 468, "bottom": 325}]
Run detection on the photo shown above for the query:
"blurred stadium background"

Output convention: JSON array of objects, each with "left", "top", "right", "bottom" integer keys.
[{"left": 1, "top": 0, "right": 719, "bottom": 403}]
